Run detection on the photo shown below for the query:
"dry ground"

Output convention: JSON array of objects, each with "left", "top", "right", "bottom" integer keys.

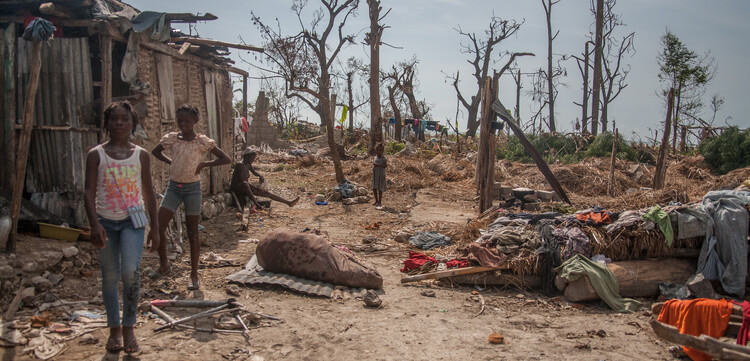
[{"left": 4, "top": 152, "right": 740, "bottom": 361}]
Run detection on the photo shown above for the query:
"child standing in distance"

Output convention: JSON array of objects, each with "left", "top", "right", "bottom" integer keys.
[
  {"left": 372, "top": 143, "right": 387, "bottom": 208},
  {"left": 84, "top": 101, "right": 160, "bottom": 354},
  {"left": 150, "top": 104, "right": 231, "bottom": 290}
]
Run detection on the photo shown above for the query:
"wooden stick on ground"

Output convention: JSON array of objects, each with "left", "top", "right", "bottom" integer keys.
[
  {"left": 2, "top": 279, "right": 26, "bottom": 320},
  {"left": 474, "top": 294, "right": 485, "bottom": 318},
  {"left": 401, "top": 266, "right": 499, "bottom": 284}
]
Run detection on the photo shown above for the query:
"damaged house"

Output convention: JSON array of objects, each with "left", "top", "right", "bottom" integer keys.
[{"left": 0, "top": 0, "right": 259, "bottom": 226}]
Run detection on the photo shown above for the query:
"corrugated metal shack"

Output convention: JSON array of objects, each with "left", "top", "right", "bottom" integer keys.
[{"left": 0, "top": 0, "right": 257, "bottom": 225}]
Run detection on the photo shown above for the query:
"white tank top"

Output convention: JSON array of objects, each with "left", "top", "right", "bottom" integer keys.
[{"left": 95, "top": 144, "right": 145, "bottom": 220}]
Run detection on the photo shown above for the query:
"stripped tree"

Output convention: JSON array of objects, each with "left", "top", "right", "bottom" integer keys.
[
  {"left": 365, "top": 0, "right": 390, "bottom": 153},
  {"left": 447, "top": 15, "right": 528, "bottom": 137},
  {"left": 251, "top": 0, "right": 359, "bottom": 183},
  {"left": 595, "top": 0, "right": 635, "bottom": 132},
  {"left": 541, "top": 0, "right": 561, "bottom": 132}
]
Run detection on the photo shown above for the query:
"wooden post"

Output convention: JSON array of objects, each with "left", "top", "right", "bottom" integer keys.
[
  {"left": 242, "top": 76, "right": 248, "bottom": 121},
  {"left": 607, "top": 128, "right": 618, "bottom": 196},
  {"left": 99, "top": 35, "right": 112, "bottom": 142},
  {"left": 653, "top": 88, "right": 675, "bottom": 190},
  {"left": 326, "top": 94, "right": 345, "bottom": 183},
  {"left": 477, "top": 77, "right": 495, "bottom": 213},
  {"left": 7, "top": 40, "right": 42, "bottom": 254}
]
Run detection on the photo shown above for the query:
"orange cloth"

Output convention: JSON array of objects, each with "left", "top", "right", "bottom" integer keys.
[
  {"left": 657, "top": 298, "right": 733, "bottom": 361},
  {"left": 575, "top": 211, "right": 612, "bottom": 224}
]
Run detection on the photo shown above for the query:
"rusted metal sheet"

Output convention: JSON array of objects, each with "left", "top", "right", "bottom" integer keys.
[
  {"left": 14, "top": 37, "right": 96, "bottom": 224},
  {"left": 226, "top": 255, "right": 369, "bottom": 298}
]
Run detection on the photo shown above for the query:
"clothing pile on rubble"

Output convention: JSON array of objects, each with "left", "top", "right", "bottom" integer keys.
[{"left": 415, "top": 189, "right": 750, "bottom": 311}]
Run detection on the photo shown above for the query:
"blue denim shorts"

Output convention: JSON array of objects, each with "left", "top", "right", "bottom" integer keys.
[{"left": 160, "top": 180, "right": 202, "bottom": 216}]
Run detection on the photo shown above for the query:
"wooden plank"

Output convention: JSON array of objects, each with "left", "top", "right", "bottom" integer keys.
[
  {"left": 449, "top": 273, "right": 540, "bottom": 288},
  {"left": 608, "top": 128, "right": 618, "bottom": 196},
  {"left": 401, "top": 266, "right": 501, "bottom": 284},
  {"left": 8, "top": 40, "right": 42, "bottom": 254},
  {"left": 171, "top": 37, "right": 264, "bottom": 53},
  {"left": 177, "top": 41, "right": 191, "bottom": 55},
  {"left": 559, "top": 258, "right": 696, "bottom": 302},
  {"left": 650, "top": 319, "right": 750, "bottom": 361},
  {"left": 155, "top": 53, "right": 176, "bottom": 121}
]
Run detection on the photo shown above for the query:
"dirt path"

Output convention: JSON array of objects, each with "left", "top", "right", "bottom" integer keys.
[{"left": 4, "top": 157, "right": 679, "bottom": 361}]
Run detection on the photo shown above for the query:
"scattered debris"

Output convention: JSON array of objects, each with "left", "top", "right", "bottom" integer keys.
[
  {"left": 362, "top": 290, "right": 382, "bottom": 308},
  {"left": 488, "top": 332, "right": 505, "bottom": 344}
]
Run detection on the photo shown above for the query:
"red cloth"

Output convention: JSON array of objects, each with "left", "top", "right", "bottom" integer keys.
[
  {"left": 241, "top": 117, "right": 248, "bottom": 132},
  {"left": 575, "top": 210, "right": 612, "bottom": 224},
  {"left": 401, "top": 252, "right": 437, "bottom": 272},
  {"left": 737, "top": 301, "right": 750, "bottom": 346},
  {"left": 400, "top": 252, "right": 468, "bottom": 272},
  {"left": 445, "top": 259, "right": 469, "bottom": 269},
  {"left": 658, "top": 298, "right": 733, "bottom": 361}
]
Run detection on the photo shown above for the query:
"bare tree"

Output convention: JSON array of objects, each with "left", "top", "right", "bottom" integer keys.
[
  {"left": 572, "top": 41, "right": 593, "bottom": 134},
  {"left": 251, "top": 0, "right": 359, "bottom": 183},
  {"left": 365, "top": 0, "right": 390, "bottom": 153},
  {"left": 382, "top": 69, "right": 404, "bottom": 141},
  {"left": 447, "top": 15, "right": 528, "bottom": 137},
  {"left": 595, "top": 0, "right": 635, "bottom": 132},
  {"left": 542, "top": 0, "right": 561, "bottom": 132},
  {"left": 591, "top": 0, "right": 604, "bottom": 135},
  {"left": 335, "top": 57, "right": 369, "bottom": 133}
]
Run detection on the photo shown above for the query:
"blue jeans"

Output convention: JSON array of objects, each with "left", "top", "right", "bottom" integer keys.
[
  {"left": 98, "top": 217, "right": 144, "bottom": 328},
  {"left": 160, "top": 180, "right": 202, "bottom": 216}
]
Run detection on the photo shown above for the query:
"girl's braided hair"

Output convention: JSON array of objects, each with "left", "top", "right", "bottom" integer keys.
[
  {"left": 176, "top": 104, "right": 200, "bottom": 120},
  {"left": 103, "top": 100, "right": 138, "bottom": 135}
]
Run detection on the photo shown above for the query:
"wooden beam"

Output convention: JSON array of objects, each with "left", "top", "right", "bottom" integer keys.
[
  {"left": 242, "top": 75, "right": 248, "bottom": 121},
  {"left": 172, "top": 36, "right": 264, "bottom": 53},
  {"left": 99, "top": 35, "right": 112, "bottom": 141},
  {"left": 7, "top": 40, "right": 42, "bottom": 254},
  {"left": 39, "top": 2, "right": 75, "bottom": 18},
  {"left": 492, "top": 99, "right": 571, "bottom": 204},
  {"left": 229, "top": 66, "right": 248, "bottom": 77},
  {"left": 177, "top": 41, "right": 191, "bottom": 55},
  {"left": 0, "top": 15, "right": 95, "bottom": 27},
  {"left": 650, "top": 320, "right": 750, "bottom": 361},
  {"left": 13, "top": 124, "right": 100, "bottom": 132},
  {"left": 607, "top": 128, "right": 618, "bottom": 196}
]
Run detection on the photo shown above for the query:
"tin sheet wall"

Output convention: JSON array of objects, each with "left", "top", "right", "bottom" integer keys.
[{"left": 14, "top": 37, "right": 97, "bottom": 224}]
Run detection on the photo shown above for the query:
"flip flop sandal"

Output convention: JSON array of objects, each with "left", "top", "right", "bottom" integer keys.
[
  {"left": 124, "top": 338, "right": 140, "bottom": 354},
  {"left": 106, "top": 337, "right": 123, "bottom": 352}
]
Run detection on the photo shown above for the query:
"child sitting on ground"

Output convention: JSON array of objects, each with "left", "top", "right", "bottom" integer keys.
[
  {"left": 84, "top": 101, "right": 159, "bottom": 354},
  {"left": 150, "top": 104, "right": 231, "bottom": 290},
  {"left": 231, "top": 148, "right": 300, "bottom": 211},
  {"left": 372, "top": 143, "right": 387, "bottom": 208}
]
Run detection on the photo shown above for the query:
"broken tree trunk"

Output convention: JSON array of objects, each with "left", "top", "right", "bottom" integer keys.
[
  {"left": 477, "top": 77, "right": 496, "bottom": 213},
  {"left": 7, "top": 39, "right": 42, "bottom": 254},
  {"left": 653, "top": 88, "right": 674, "bottom": 190},
  {"left": 556, "top": 258, "right": 695, "bottom": 302},
  {"left": 491, "top": 99, "right": 571, "bottom": 204},
  {"left": 607, "top": 128, "right": 618, "bottom": 196},
  {"left": 326, "top": 94, "right": 345, "bottom": 183}
]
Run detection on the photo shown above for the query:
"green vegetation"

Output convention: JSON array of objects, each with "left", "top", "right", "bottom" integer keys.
[
  {"left": 497, "top": 132, "right": 655, "bottom": 164},
  {"left": 385, "top": 141, "right": 405, "bottom": 155},
  {"left": 698, "top": 127, "right": 750, "bottom": 174}
]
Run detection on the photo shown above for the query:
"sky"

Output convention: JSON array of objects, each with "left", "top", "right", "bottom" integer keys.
[{"left": 125, "top": 0, "right": 750, "bottom": 141}]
